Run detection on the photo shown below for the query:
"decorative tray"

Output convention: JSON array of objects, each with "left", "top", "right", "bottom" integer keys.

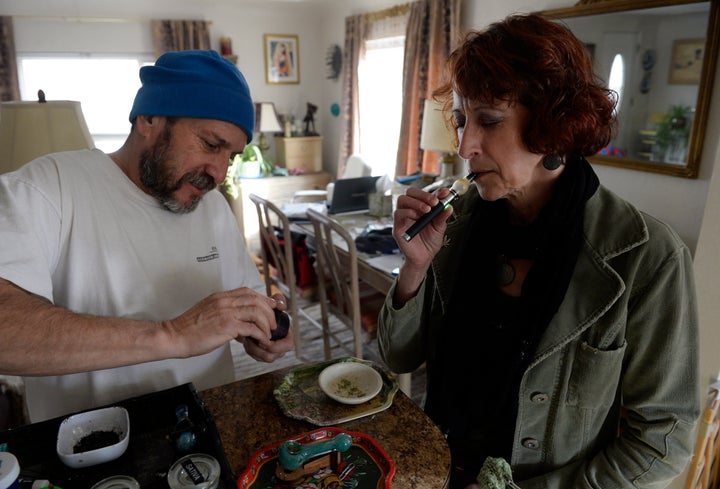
[
  {"left": 236, "top": 427, "right": 395, "bottom": 489},
  {"left": 273, "top": 357, "right": 399, "bottom": 426},
  {"left": 0, "top": 383, "right": 235, "bottom": 489}
]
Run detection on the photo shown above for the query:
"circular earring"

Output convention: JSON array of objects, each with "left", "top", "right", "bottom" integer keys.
[{"left": 542, "top": 154, "right": 563, "bottom": 171}]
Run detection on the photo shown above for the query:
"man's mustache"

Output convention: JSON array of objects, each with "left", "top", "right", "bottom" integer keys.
[{"left": 172, "top": 171, "right": 216, "bottom": 192}]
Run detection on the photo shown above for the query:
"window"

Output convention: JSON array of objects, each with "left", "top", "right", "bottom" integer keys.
[
  {"left": 358, "top": 36, "right": 405, "bottom": 180},
  {"left": 18, "top": 56, "right": 152, "bottom": 152},
  {"left": 608, "top": 53, "right": 625, "bottom": 117}
]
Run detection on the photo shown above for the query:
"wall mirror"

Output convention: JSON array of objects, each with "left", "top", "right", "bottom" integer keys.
[{"left": 540, "top": 0, "right": 719, "bottom": 178}]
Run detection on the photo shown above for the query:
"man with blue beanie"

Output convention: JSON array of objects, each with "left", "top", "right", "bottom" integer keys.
[{"left": 0, "top": 50, "right": 294, "bottom": 423}]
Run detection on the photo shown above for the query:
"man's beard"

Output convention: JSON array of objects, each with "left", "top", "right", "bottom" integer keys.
[{"left": 139, "top": 125, "right": 217, "bottom": 213}]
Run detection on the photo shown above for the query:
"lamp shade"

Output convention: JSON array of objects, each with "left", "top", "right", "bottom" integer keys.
[
  {"left": 0, "top": 99, "right": 94, "bottom": 174},
  {"left": 254, "top": 102, "right": 282, "bottom": 134},
  {"left": 420, "top": 99, "right": 455, "bottom": 153}
]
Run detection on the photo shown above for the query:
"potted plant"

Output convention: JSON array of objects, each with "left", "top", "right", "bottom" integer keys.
[
  {"left": 654, "top": 105, "right": 691, "bottom": 164},
  {"left": 221, "top": 143, "right": 275, "bottom": 199}
]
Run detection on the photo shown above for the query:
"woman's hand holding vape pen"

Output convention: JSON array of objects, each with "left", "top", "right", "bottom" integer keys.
[
  {"left": 391, "top": 186, "right": 453, "bottom": 306},
  {"left": 391, "top": 173, "right": 476, "bottom": 307}
]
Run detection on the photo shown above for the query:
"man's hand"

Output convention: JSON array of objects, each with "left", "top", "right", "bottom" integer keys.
[
  {"left": 0, "top": 279, "right": 294, "bottom": 375},
  {"left": 160, "top": 288, "right": 293, "bottom": 360},
  {"left": 240, "top": 331, "right": 293, "bottom": 362},
  {"left": 239, "top": 292, "right": 295, "bottom": 362}
]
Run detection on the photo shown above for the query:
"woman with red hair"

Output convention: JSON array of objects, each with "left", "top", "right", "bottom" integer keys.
[{"left": 379, "top": 14, "right": 699, "bottom": 489}]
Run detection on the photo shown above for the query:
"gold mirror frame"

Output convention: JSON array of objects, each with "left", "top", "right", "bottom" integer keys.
[{"left": 539, "top": 0, "right": 719, "bottom": 178}]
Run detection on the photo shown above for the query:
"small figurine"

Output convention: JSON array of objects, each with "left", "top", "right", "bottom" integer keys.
[
  {"left": 170, "top": 404, "right": 197, "bottom": 453},
  {"left": 303, "top": 103, "right": 319, "bottom": 136}
]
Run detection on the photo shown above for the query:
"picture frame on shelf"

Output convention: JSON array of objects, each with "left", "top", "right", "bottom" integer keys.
[
  {"left": 264, "top": 34, "right": 300, "bottom": 85},
  {"left": 668, "top": 38, "right": 705, "bottom": 84}
]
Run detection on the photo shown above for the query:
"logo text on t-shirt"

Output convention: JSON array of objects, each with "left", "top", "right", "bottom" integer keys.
[{"left": 196, "top": 246, "right": 220, "bottom": 262}]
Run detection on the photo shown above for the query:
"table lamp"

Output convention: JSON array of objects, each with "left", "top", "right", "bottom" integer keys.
[
  {"left": 0, "top": 90, "right": 94, "bottom": 174},
  {"left": 420, "top": 99, "right": 456, "bottom": 178},
  {"left": 254, "top": 102, "right": 282, "bottom": 152}
]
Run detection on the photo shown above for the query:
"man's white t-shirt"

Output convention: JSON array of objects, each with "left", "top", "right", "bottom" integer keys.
[{"left": 0, "top": 149, "right": 264, "bottom": 422}]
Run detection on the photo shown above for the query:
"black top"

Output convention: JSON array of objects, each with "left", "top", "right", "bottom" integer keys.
[{"left": 424, "top": 157, "right": 599, "bottom": 484}]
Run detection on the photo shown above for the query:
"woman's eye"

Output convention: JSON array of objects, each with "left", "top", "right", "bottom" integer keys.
[
  {"left": 480, "top": 118, "right": 502, "bottom": 128},
  {"left": 453, "top": 113, "right": 466, "bottom": 128}
]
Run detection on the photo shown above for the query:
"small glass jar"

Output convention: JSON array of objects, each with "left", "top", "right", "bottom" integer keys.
[
  {"left": 167, "top": 453, "right": 220, "bottom": 489},
  {"left": 89, "top": 475, "right": 140, "bottom": 489},
  {"left": 0, "top": 452, "right": 20, "bottom": 489}
]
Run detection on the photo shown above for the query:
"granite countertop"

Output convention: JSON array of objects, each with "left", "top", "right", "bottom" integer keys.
[{"left": 201, "top": 365, "right": 451, "bottom": 488}]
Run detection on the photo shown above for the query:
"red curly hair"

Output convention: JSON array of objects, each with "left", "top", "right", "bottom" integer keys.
[{"left": 435, "top": 13, "right": 617, "bottom": 157}]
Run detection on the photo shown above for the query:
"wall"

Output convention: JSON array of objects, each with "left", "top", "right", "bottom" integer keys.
[
  {"left": 2, "top": 1, "right": 719, "bottom": 485},
  {"left": 3, "top": 0, "right": 328, "bottom": 166},
  {"left": 694, "top": 122, "right": 720, "bottom": 389},
  {"left": 3, "top": 0, "right": 715, "bottom": 252}
]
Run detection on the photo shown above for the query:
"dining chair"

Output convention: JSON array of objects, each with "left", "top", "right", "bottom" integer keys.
[
  {"left": 305, "top": 208, "right": 385, "bottom": 360},
  {"left": 248, "top": 193, "right": 324, "bottom": 359},
  {"left": 0, "top": 375, "right": 27, "bottom": 429},
  {"left": 684, "top": 384, "right": 720, "bottom": 489}
]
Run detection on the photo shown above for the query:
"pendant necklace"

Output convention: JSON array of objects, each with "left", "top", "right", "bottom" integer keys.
[{"left": 496, "top": 255, "right": 516, "bottom": 286}]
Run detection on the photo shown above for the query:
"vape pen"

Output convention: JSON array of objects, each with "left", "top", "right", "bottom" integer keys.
[{"left": 401, "top": 172, "right": 477, "bottom": 242}]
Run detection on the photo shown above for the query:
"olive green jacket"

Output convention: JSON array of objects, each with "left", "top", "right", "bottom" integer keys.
[{"left": 378, "top": 185, "right": 700, "bottom": 488}]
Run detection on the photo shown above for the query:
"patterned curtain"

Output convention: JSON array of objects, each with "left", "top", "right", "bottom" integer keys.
[
  {"left": 151, "top": 20, "right": 211, "bottom": 58},
  {"left": 338, "top": 5, "right": 412, "bottom": 179},
  {"left": 396, "top": 0, "right": 461, "bottom": 176},
  {"left": 0, "top": 16, "right": 20, "bottom": 102},
  {"left": 337, "top": 14, "right": 366, "bottom": 179}
]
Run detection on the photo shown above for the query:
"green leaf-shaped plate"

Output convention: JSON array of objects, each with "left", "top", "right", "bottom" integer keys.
[{"left": 273, "top": 358, "right": 399, "bottom": 426}]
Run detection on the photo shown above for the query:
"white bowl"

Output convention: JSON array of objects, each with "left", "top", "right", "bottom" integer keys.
[
  {"left": 56, "top": 406, "right": 130, "bottom": 468},
  {"left": 318, "top": 361, "right": 383, "bottom": 405}
]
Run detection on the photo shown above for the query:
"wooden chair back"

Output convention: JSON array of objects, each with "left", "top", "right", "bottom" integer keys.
[
  {"left": 306, "top": 208, "right": 365, "bottom": 359},
  {"left": 685, "top": 386, "right": 720, "bottom": 489},
  {"left": 248, "top": 193, "right": 310, "bottom": 358}
]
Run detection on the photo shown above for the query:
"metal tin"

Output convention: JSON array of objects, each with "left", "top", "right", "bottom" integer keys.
[
  {"left": 167, "top": 453, "right": 220, "bottom": 489},
  {"left": 0, "top": 452, "right": 20, "bottom": 489},
  {"left": 89, "top": 475, "right": 140, "bottom": 489}
]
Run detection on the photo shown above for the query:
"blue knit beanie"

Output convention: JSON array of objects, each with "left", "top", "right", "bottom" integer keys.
[{"left": 129, "top": 50, "right": 254, "bottom": 141}]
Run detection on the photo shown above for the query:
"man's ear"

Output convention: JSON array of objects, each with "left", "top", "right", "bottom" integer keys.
[{"left": 135, "top": 115, "right": 161, "bottom": 137}]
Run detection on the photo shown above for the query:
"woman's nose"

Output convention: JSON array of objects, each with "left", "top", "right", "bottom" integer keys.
[{"left": 457, "top": 131, "right": 480, "bottom": 160}]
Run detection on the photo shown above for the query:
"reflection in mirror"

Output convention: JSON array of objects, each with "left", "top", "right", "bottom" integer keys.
[{"left": 540, "top": 0, "right": 719, "bottom": 178}]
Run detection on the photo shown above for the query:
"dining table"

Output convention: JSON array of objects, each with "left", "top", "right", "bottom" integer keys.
[{"left": 202, "top": 361, "right": 451, "bottom": 488}]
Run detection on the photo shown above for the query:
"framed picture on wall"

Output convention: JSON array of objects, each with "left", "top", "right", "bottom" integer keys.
[
  {"left": 668, "top": 38, "right": 704, "bottom": 84},
  {"left": 264, "top": 34, "right": 300, "bottom": 84}
]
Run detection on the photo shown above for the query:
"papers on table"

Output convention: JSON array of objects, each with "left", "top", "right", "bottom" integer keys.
[
  {"left": 282, "top": 202, "right": 327, "bottom": 220},
  {"left": 365, "top": 253, "right": 403, "bottom": 276}
]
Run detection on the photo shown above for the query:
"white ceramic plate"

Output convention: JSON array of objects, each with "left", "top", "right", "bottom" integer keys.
[
  {"left": 56, "top": 406, "right": 130, "bottom": 468},
  {"left": 318, "top": 361, "right": 383, "bottom": 405}
]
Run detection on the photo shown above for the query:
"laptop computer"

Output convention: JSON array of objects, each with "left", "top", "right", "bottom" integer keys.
[{"left": 327, "top": 176, "right": 380, "bottom": 214}]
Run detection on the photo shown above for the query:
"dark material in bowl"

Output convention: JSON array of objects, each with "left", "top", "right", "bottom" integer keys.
[{"left": 73, "top": 430, "right": 121, "bottom": 453}]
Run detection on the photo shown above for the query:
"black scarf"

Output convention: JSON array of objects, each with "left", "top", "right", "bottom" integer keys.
[{"left": 425, "top": 156, "right": 599, "bottom": 479}]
